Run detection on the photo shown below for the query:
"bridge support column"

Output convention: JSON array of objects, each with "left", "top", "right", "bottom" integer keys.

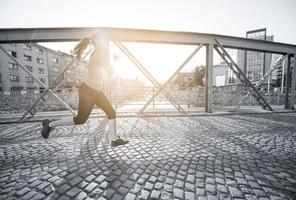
[
  {"left": 290, "top": 54, "right": 296, "bottom": 110},
  {"left": 285, "top": 55, "right": 292, "bottom": 109},
  {"left": 205, "top": 44, "right": 213, "bottom": 113}
]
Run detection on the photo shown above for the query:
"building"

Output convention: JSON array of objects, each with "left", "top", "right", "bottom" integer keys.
[
  {"left": 0, "top": 43, "right": 49, "bottom": 93},
  {"left": 237, "top": 28, "right": 273, "bottom": 83},
  {"left": 213, "top": 62, "right": 230, "bottom": 86},
  {"left": 0, "top": 43, "right": 87, "bottom": 94}
]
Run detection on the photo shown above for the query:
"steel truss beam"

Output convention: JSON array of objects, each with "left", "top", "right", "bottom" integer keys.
[
  {"left": 0, "top": 45, "right": 77, "bottom": 120},
  {"left": 0, "top": 27, "right": 296, "bottom": 54},
  {"left": 233, "top": 54, "right": 288, "bottom": 111},
  {"left": 214, "top": 39, "right": 273, "bottom": 111},
  {"left": 114, "top": 41, "right": 185, "bottom": 113}
]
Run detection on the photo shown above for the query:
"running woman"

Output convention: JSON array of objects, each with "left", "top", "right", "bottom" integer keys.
[{"left": 41, "top": 32, "right": 129, "bottom": 147}]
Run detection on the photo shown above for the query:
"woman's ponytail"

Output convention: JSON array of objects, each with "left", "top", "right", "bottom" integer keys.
[{"left": 74, "top": 37, "right": 92, "bottom": 60}]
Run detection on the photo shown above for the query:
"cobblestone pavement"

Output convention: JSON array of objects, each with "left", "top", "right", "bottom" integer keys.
[{"left": 0, "top": 113, "right": 296, "bottom": 200}]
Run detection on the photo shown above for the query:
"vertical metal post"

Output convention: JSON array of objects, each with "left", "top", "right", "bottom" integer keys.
[
  {"left": 281, "top": 58, "right": 286, "bottom": 94},
  {"left": 187, "top": 88, "right": 190, "bottom": 108},
  {"left": 205, "top": 44, "right": 213, "bottom": 113},
  {"left": 285, "top": 55, "right": 291, "bottom": 109},
  {"left": 267, "top": 75, "right": 270, "bottom": 94},
  {"left": 152, "top": 87, "right": 155, "bottom": 109},
  {"left": 290, "top": 54, "right": 296, "bottom": 110}
]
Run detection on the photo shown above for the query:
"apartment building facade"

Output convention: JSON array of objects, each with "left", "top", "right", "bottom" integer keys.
[{"left": 0, "top": 43, "right": 86, "bottom": 94}]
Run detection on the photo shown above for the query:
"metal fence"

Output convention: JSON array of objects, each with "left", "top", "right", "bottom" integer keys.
[{"left": 0, "top": 85, "right": 289, "bottom": 114}]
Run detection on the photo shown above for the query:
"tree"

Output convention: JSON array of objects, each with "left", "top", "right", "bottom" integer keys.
[{"left": 193, "top": 65, "right": 206, "bottom": 87}]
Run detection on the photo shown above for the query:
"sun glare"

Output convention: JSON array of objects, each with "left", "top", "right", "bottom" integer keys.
[{"left": 110, "top": 42, "right": 207, "bottom": 84}]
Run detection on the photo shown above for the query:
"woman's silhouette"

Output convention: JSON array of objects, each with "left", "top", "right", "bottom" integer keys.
[{"left": 41, "top": 32, "right": 129, "bottom": 147}]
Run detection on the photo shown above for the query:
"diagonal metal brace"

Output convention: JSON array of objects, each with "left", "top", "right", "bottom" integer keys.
[
  {"left": 233, "top": 54, "right": 288, "bottom": 111},
  {"left": 114, "top": 41, "right": 185, "bottom": 113},
  {"left": 214, "top": 39, "right": 273, "bottom": 111},
  {"left": 139, "top": 44, "right": 203, "bottom": 113}
]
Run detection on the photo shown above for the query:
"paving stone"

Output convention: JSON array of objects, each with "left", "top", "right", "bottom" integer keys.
[
  {"left": 174, "top": 179, "right": 184, "bottom": 188},
  {"left": 144, "top": 182, "right": 153, "bottom": 191},
  {"left": 173, "top": 188, "right": 184, "bottom": 199},
  {"left": 154, "top": 182, "right": 163, "bottom": 190},
  {"left": 31, "top": 193, "right": 46, "bottom": 200},
  {"left": 69, "top": 176, "right": 83, "bottom": 186},
  {"left": 57, "top": 195, "right": 71, "bottom": 200},
  {"left": 125, "top": 193, "right": 136, "bottom": 200},
  {"left": 85, "top": 182, "right": 98, "bottom": 193},
  {"left": 122, "top": 179, "right": 134, "bottom": 189},
  {"left": 196, "top": 188, "right": 206, "bottom": 196},
  {"left": 130, "top": 184, "right": 141, "bottom": 194},
  {"left": 66, "top": 187, "right": 81, "bottom": 198},
  {"left": 118, "top": 186, "right": 129, "bottom": 194},
  {"left": 185, "top": 191, "right": 195, "bottom": 200},
  {"left": 94, "top": 175, "right": 106, "bottom": 183},
  {"left": 85, "top": 174, "right": 96, "bottom": 182},
  {"left": 15, "top": 187, "right": 31, "bottom": 196},
  {"left": 248, "top": 181, "right": 261, "bottom": 189},
  {"left": 207, "top": 195, "right": 219, "bottom": 200},
  {"left": 74, "top": 191, "right": 87, "bottom": 200},
  {"left": 217, "top": 184, "right": 229, "bottom": 193},
  {"left": 36, "top": 181, "right": 51, "bottom": 190},
  {"left": 206, "top": 184, "right": 216, "bottom": 194},
  {"left": 22, "top": 191, "right": 38, "bottom": 200},
  {"left": 196, "top": 171, "right": 205, "bottom": 178},
  {"left": 229, "top": 186, "right": 244, "bottom": 198},
  {"left": 253, "top": 189, "right": 267, "bottom": 197},
  {"left": 185, "top": 182, "right": 195, "bottom": 191},
  {"left": 150, "top": 190, "right": 161, "bottom": 199},
  {"left": 215, "top": 177, "right": 226, "bottom": 185},
  {"left": 139, "top": 189, "right": 150, "bottom": 200},
  {"left": 111, "top": 193, "right": 122, "bottom": 200}
]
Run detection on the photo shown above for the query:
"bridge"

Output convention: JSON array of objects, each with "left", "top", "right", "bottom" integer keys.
[{"left": 0, "top": 28, "right": 296, "bottom": 199}]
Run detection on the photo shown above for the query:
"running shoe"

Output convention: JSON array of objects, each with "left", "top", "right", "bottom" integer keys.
[
  {"left": 41, "top": 119, "right": 52, "bottom": 139},
  {"left": 111, "top": 137, "right": 129, "bottom": 147}
]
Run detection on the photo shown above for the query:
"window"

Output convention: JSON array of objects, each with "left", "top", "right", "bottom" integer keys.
[
  {"left": 10, "top": 87, "right": 23, "bottom": 91},
  {"left": 8, "top": 50, "right": 17, "bottom": 58},
  {"left": 8, "top": 62, "right": 18, "bottom": 70},
  {"left": 52, "top": 67, "right": 59, "bottom": 72},
  {"left": 52, "top": 58, "right": 58, "bottom": 64},
  {"left": 27, "top": 87, "right": 37, "bottom": 90},
  {"left": 40, "top": 77, "right": 46, "bottom": 84},
  {"left": 37, "top": 58, "right": 44, "bottom": 64},
  {"left": 38, "top": 68, "right": 45, "bottom": 74},
  {"left": 24, "top": 55, "right": 32, "bottom": 61},
  {"left": 25, "top": 76, "right": 34, "bottom": 83},
  {"left": 36, "top": 49, "right": 43, "bottom": 54},
  {"left": 25, "top": 65, "right": 33, "bottom": 72},
  {"left": 9, "top": 74, "right": 19, "bottom": 82},
  {"left": 23, "top": 44, "right": 31, "bottom": 50}
]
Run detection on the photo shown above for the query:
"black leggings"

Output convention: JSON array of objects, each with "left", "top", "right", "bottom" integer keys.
[{"left": 73, "top": 83, "right": 116, "bottom": 125}]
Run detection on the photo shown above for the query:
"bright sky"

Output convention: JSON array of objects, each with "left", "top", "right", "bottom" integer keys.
[{"left": 1, "top": 0, "right": 295, "bottom": 82}]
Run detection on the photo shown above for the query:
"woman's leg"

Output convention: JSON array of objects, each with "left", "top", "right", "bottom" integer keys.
[
  {"left": 53, "top": 85, "right": 94, "bottom": 126},
  {"left": 93, "top": 91, "right": 128, "bottom": 146},
  {"left": 41, "top": 84, "right": 94, "bottom": 138},
  {"left": 50, "top": 116, "right": 75, "bottom": 127},
  {"left": 93, "top": 91, "right": 117, "bottom": 140}
]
